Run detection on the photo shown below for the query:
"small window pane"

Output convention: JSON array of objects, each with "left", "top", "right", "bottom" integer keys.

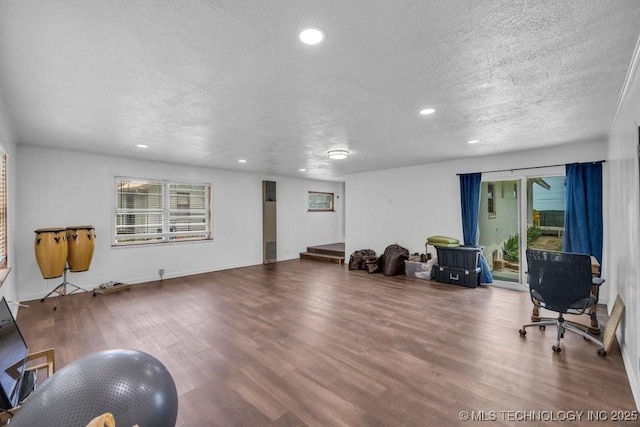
[{"left": 308, "top": 191, "right": 334, "bottom": 211}]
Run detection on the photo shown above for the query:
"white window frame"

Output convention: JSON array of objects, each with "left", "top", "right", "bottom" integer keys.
[
  {"left": 113, "top": 176, "right": 212, "bottom": 246},
  {"left": 0, "top": 146, "right": 6, "bottom": 267},
  {"left": 308, "top": 191, "right": 335, "bottom": 212}
]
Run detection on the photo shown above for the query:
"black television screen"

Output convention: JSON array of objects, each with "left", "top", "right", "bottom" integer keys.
[{"left": 0, "top": 297, "right": 29, "bottom": 410}]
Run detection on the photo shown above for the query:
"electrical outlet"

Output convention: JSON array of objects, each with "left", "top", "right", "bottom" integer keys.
[{"left": 159, "top": 269, "right": 164, "bottom": 276}]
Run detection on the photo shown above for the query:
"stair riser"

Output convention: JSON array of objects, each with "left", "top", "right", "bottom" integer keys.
[
  {"left": 306, "top": 248, "right": 345, "bottom": 256},
  {"left": 300, "top": 253, "right": 344, "bottom": 264}
]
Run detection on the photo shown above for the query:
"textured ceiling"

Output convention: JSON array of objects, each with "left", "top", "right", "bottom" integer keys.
[{"left": 0, "top": 1, "right": 639, "bottom": 181}]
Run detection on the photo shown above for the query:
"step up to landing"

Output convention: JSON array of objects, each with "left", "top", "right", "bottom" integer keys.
[
  {"left": 300, "top": 243, "right": 345, "bottom": 264},
  {"left": 300, "top": 252, "right": 344, "bottom": 264}
]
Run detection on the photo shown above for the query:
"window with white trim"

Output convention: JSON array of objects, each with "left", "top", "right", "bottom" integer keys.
[
  {"left": 114, "top": 177, "right": 211, "bottom": 245},
  {"left": 0, "top": 147, "right": 6, "bottom": 266},
  {"left": 308, "top": 191, "right": 334, "bottom": 212}
]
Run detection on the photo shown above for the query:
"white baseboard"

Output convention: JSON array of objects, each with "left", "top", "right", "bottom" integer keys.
[
  {"left": 124, "top": 259, "right": 265, "bottom": 285},
  {"left": 18, "top": 258, "right": 310, "bottom": 303},
  {"left": 620, "top": 330, "right": 640, "bottom": 410}
]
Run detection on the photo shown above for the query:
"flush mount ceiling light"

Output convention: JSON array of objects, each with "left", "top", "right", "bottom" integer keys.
[
  {"left": 419, "top": 108, "right": 436, "bottom": 115},
  {"left": 299, "top": 28, "right": 325, "bottom": 45},
  {"left": 467, "top": 140, "right": 480, "bottom": 144},
  {"left": 136, "top": 144, "right": 148, "bottom": 148},
  {"left": 299, "top": 168, "right": 307, "bottom": 172},
  {"left": 238, "top": 159, "right": 247, "bottom": 163},
  {"left": 327, "top": 149, "right": 349, "bottom": 160}
]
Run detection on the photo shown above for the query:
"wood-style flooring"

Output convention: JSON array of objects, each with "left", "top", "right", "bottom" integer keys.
[{"left": 16, "top": 260, "right": 637, "bottom": 426}]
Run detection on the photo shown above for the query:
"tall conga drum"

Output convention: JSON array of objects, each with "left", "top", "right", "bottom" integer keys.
[
  {"left": 66, "top": 226, "right": 96, "bottom": 272},
  {"left": 34, "top": 228, "right": 68, "bottom": 279}
]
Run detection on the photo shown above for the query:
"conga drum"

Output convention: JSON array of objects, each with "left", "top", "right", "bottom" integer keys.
[
  {"left": 34, "top": 228, "right": 68, "bottom": 279},
  {"left": 66, "top": 226, "right": 96, "bottom": 272}
]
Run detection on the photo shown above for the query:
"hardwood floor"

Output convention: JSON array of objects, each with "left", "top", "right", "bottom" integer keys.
[{"left": 16, "top": 260, "right": 637, "bottom": 426}]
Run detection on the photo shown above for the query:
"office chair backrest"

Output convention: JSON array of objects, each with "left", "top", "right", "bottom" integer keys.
[{"left": 526, "top": 249, "right": 593, "bottom": 313}]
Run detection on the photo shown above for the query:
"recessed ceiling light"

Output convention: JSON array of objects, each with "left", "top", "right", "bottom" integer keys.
[
  {"left": 299, "top": 168, "right": 306, "bottom": 172},
  {"left": 299, "top": 28, "right": 325, "bottom": 45},
  {"left": 327, "top": 149, "right": 349, "bottom": 160},
  {"left": 467, "top": 140, "right": 480, "bottom": 144},
  {"left": 136, "top": 144, "right": 148, "bottom": 148},
  {"left": 419, "top": 108, "right": 436, "bottom": 115},
  {"left": 238, "top": 159, "right": 247, "bottom": 163}
]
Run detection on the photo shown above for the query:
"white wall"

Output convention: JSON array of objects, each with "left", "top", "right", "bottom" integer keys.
[
  {"left": 276, "top": 177, "right": 345, "bottom": 258},
  {"left": 606, "top": 41, "right": 640, "bottom": 408},
  {"left": 16, "top": 145, "right": 344, "bottom": 301},
  {"left": 0, "top": 100, "right": 18, "bottom": 314},
  {"left": 345, "top": 141, "right": 606, "bottom": 259}
]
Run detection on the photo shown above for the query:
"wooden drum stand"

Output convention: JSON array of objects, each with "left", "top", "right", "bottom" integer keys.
[{"left": 35, "top": 226, "right": 96, "bottom": 311}]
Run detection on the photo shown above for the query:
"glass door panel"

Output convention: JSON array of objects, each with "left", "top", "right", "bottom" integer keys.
[
  {"left": 527, "top": 176, "right": 565, "bottom": 253},
  {"left": 478, "top": 180, "right": 521, "bottom": 283}
]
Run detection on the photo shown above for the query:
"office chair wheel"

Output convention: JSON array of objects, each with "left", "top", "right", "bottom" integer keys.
[
  {"left": 597, "top": 348, "right": 607, "bottom": 357},
  {"left": 552, "top": 345, "right": 561, "bottom": 353},
  {"left": 539, "top": 325, "right": 545, "bottom": 330},
  {"left": 518, "top": 329, "right": 526, "bottom": 336}
]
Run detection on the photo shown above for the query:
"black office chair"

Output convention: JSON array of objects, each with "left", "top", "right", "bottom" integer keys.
[{"left": 518, "top": 249, "right": 606, "bottom": 355}]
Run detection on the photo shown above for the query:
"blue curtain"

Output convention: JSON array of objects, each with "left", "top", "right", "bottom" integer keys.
[
  {"left": 459, "top": 173, "right": 493, "bottom": 283},
  {"left": 563, "top": 162, "right": 603, "bottom": 265}
]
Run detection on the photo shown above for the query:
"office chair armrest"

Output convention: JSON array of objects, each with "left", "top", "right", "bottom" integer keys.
[{"left": 592, "top": 277, "right": 605, "bottom": 286}]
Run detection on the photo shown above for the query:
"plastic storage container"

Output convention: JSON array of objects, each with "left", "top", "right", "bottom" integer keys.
[
  {"left": 434, "top": 265, "right": 480, "bottom": 288},
  {"left": 404, "top": 260, "right": 433, "bottom": 279},
  {"left": 434, "top": 246, "right": 481, "bottom": 269}
]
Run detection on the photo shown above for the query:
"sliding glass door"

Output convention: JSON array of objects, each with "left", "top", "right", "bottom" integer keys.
[
  {"left": 527, "top": 176, "right": 565, "bottom": 254},
  {"left": 479, "top": 180, "right": 521, "bottom": 283},
  {"left": 478, "top": 170, "right": 565, "bottom": 287}
]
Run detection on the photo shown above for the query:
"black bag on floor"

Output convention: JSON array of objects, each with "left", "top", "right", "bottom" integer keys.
[
  {"left": 365, "top": 256, "right": 381, "bottom": 274},
  {"left": 348, "top": 249, "right": 376, "bottom": 270},
  {"left": 381, "top": 244, "right": 409, "bottom": 276}
]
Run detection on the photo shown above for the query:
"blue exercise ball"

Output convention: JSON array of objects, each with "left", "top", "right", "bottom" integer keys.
[{"left": 11, "top": 349, "right": 178, "bottom": 427}]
